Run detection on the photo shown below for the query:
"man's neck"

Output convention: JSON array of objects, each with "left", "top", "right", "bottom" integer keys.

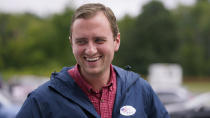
[{"left": 80, "top": 69, "right": 110, "bottom": 91}]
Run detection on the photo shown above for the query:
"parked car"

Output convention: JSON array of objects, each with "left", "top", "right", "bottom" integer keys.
[
  {"left": 155, "top": 86, "right": 192, "bottom": 105},
  {"left": 166, "top": 92, "right": 210, "bottom": 118}
]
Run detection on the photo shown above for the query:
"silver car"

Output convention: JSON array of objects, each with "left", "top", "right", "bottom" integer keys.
[{"left": 166, "top": 92, "right": 210, "bottom": 118}]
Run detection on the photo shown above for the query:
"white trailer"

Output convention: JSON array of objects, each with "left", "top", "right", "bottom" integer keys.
[{"left": 148, "top": 63, "right": 183, "bottom": 90}]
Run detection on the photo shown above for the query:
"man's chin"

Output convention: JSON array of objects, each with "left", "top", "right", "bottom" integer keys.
[
  {"left": 82, "top": 67, "right": 102, "bottom": 75},
  {"left": 87, "top": 68, "right": 100, "bottom": 74}
]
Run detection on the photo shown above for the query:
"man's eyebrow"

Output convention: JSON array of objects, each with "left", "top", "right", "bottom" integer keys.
[
  {"left": 94, "top": 36, "right": 106, "bottom": 39},
  {"left": 75, "top": 37, "right": 87, "bottom": 41}
]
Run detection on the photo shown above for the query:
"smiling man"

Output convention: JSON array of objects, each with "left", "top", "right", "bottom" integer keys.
[
  {"left": 16, "top": 3, "right": 169, "bottom": 118},
  {"left": 70, "top": 10, "right": 120, "bottom": 91}
]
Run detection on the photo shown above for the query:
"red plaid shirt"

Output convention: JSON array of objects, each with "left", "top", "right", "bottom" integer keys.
[{"left": 68, "top": 65, "right": 117, "bottom": 118}]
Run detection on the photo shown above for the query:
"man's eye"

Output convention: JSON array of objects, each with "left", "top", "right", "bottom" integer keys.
[
  {"left": 95, "top": 39, "right": 105, "bottom": 44},
  {"left": 76, "top": 40, "right": 87, "bottom": 45}
]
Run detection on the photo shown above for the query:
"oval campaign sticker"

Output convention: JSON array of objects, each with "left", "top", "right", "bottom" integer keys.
[{"left": 120, "top": 105, "right": 136, "bottom": 116}]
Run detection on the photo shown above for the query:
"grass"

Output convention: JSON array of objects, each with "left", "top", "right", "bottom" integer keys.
[{"left": 183, "top": 79, "right": 210, "bottom": 93}]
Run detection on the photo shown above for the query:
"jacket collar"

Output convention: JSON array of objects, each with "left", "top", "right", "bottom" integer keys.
[
  {"left": 112, "top": 66, "right": 140, "bottom": 116},
  {"left": 49, "top": 67, "right": 100, "bottom": 118}
]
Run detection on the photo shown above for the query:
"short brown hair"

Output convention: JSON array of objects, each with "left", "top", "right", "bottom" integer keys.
[{"left": 70, "top": 3, "right": 119, "bottom": 39}]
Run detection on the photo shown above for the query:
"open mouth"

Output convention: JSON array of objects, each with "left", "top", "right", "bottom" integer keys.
[{"left": 84, "top": 56, "right": 102, "bottom": 62}]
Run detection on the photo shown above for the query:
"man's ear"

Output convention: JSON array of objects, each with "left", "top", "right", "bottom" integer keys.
[
  {"left": 114, "top": 33, "right": 120, "bottom": 52},
  {"left": 69, "top": 36, "right": 72, "bottom": 45}
]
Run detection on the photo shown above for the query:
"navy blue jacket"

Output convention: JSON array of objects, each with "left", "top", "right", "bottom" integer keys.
[{"left": 16, "top": 66, "right": 169, "bottom": 118}]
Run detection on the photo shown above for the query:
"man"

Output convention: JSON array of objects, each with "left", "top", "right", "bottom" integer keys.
[{"left": 16, "top": 3, "right": 169, "bottom": 118}]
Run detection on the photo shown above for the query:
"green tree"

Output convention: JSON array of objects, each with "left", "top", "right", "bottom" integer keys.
[
  {"left": 116, "top": 15, "right": 136, "bottom": 67},
  {"left": 118, "top": 1, "right": 179, "bottom": 74},
  {"left": 50, "top": 8, "right": 75, "bottom": 66},
  {"left": 174, "top": 0, "right": 210, "bottom": 76}
]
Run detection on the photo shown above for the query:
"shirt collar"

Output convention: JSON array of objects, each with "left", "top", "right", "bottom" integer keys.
[{"left": 68, "top": 64, "right": 116, "bottom": 94}]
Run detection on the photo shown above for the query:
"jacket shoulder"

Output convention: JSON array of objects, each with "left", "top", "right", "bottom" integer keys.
[
  {"left": 28, "top": 66, "right": 73, "bottom": 100},
  {"left": 113, "top": 65, "right": 148, "bottom": 86}
]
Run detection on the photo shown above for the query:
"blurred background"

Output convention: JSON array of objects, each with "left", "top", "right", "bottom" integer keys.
[{"left": 0, "top": 0, "right": 210, "bottom": 117}]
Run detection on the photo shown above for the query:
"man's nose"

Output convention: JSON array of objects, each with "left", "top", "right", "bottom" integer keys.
[{"left": 85, "top": 43, "right": 97, "bottom": 55}]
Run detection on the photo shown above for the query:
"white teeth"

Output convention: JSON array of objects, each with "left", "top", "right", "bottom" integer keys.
[{"left": 86, "top": 57, "right": 100, "bottom": 62}]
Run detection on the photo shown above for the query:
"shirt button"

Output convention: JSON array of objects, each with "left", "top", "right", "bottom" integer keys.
[{"left": 101, "top": 99, "right": 104, "bottom": 102}]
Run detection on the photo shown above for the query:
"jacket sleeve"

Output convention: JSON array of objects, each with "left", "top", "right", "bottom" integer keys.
[
  {"left": 16, "top": 93, "right": 43, "bottom": 118},
  {"left": 146, "top": 85, "right": 170, "bottom": 118}
]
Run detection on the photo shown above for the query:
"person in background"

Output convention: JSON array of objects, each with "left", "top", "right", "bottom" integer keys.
[{"left": 16, "top": 3, "right": 169, "bottom": 118}]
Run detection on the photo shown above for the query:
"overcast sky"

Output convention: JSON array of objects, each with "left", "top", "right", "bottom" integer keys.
[{"left": 0, "top": 0, "right": 195, "bottom": 19}]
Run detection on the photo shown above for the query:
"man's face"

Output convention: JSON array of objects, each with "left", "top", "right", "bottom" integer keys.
[{"left": 71, "top": 12, "right": 120, "bottom": 77}]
